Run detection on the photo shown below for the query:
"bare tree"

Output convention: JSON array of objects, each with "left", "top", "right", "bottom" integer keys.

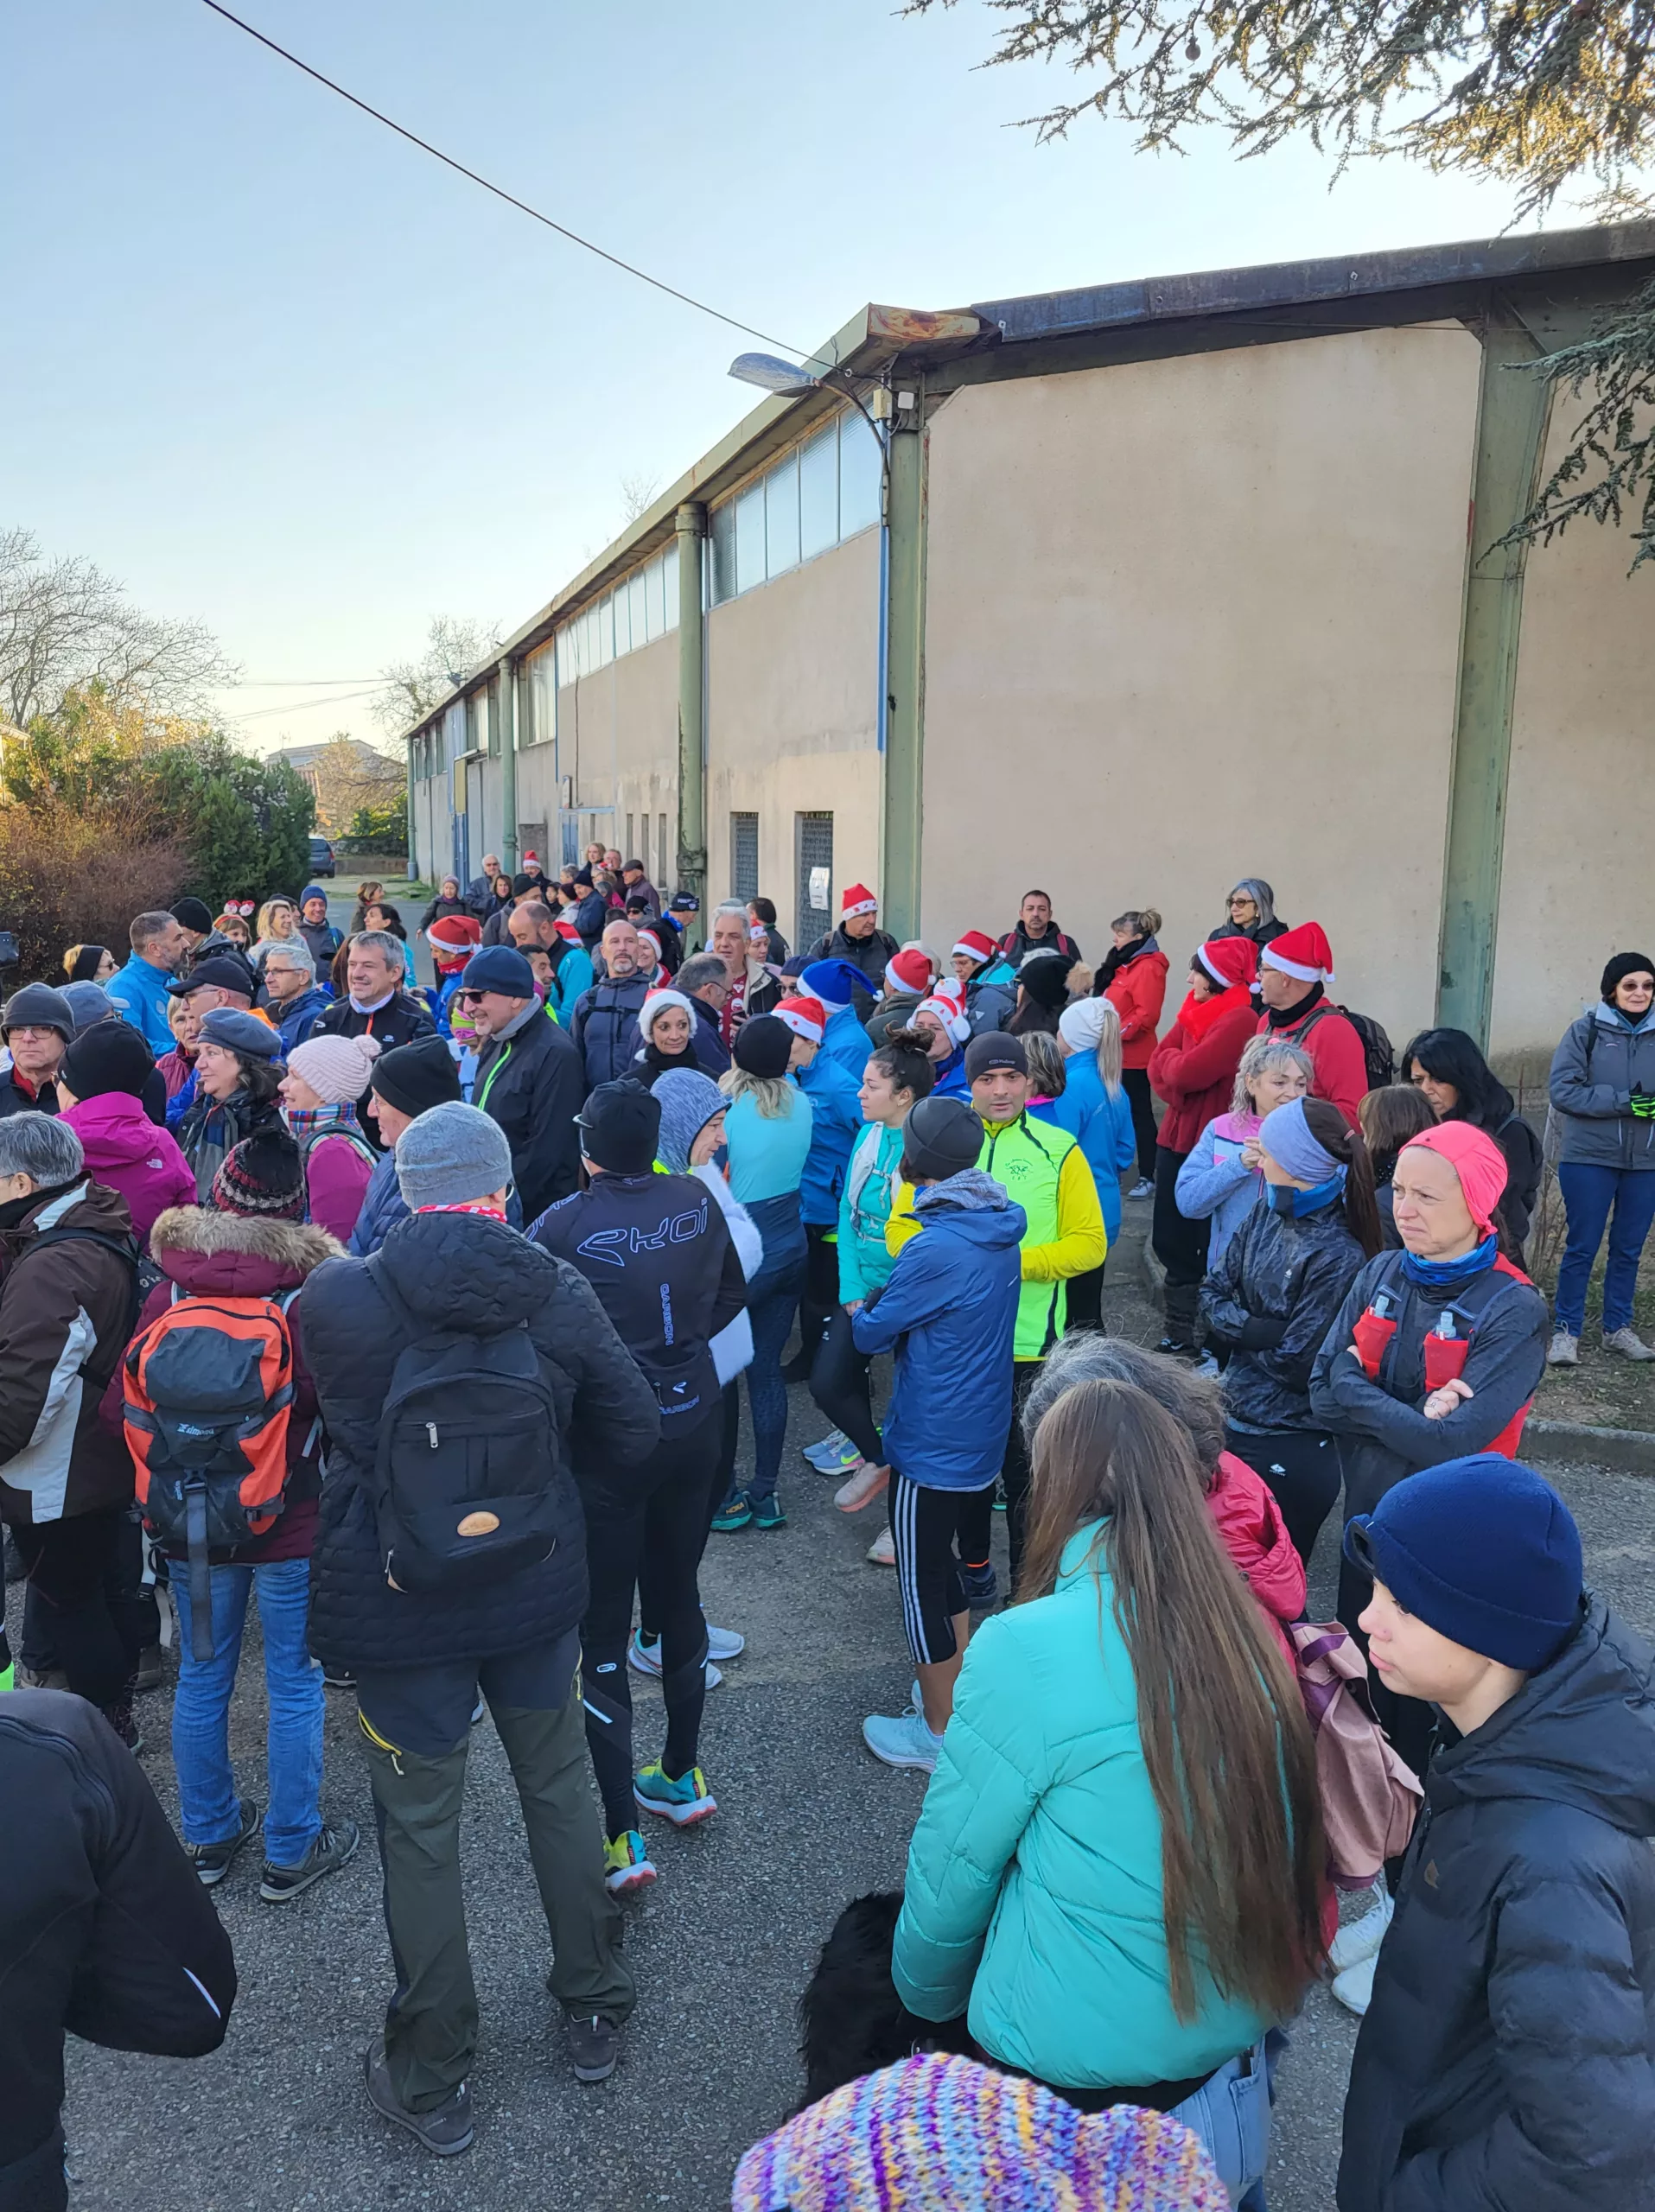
[
  {"left": 372, "top": 613, "right": 501, "bottom": 736},
  {"left": 619, "top": 471, "right": 663, "bottom": 524},
  {"left": 0, "top": 526, "right": 239, "bottom": 728}
]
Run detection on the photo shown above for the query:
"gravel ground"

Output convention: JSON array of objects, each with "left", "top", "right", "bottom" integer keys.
[{"left": 28, "top": 1201, "right": 1655, "bottom": 2212}]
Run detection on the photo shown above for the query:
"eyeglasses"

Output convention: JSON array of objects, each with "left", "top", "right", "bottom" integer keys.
[{"left": 454, "top": 989, "right": 486, "bottom": 1006}]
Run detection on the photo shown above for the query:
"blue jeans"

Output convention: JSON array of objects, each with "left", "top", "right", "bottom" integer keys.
[
  {"left": 1170, "top": 2037, "right": 1270, "bottom": 2208},
  {"left": 740, "top": 1270, "right": 805, "bottom": 1502},
  {"left": 1555, "top": 1162, "right": 1655, "bottom": 1333},
  {"left": 170, "top": 1557, "right": 324, "bottom": 1866}
]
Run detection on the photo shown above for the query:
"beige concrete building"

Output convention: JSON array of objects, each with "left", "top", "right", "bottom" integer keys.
[{"left": 404, "top": 218, "right": 1655, "bottom": 1056}]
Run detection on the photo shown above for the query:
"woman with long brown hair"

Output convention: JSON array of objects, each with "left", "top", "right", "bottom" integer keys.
[{"left": 892, "top": 1377, "right": 1324, "bottom": 2202}]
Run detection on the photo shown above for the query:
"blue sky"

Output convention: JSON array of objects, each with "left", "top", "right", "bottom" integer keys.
[{"left": 8, "top": 0, "right": 1543, "bottom": 753}]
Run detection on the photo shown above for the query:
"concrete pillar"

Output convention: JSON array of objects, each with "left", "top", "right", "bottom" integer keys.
[
  {"left": 675, "top": 502, "right": 707, "bottom": 938},
  {"left": 882, "top": 403, "right": 926, "bottom": 945},
  {"left": 498, "top": 658, "right": 519, "bottom": 873}
]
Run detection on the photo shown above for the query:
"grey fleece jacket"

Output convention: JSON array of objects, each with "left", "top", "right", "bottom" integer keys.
[{"left": 1549, "top": 1003, "right": 1655, "bottom": 1171}]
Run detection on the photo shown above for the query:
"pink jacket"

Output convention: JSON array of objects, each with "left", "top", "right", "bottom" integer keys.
[
  {"left": 61, "top": 1093, "right": 197, "bottom": 1247},
  {"left": 302, "top": 1129, "right": 374, "bottom": 1245}
]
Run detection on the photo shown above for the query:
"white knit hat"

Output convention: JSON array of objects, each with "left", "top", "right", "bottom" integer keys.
[{"left": 286, "top": 1029, "right": 381, "bottom": 1104}]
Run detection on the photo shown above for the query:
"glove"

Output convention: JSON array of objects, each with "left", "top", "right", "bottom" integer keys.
[{"left": 1632, "top": 1088, "right": 1655, "bottom": 1121}]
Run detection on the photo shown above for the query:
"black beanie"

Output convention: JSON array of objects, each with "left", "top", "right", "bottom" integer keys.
[
  {"left": 372, "top": 1035, "right": 462, "bottom": 1119},
  {"left": 1018, "top": 952, "right": 1073, "bottom": 1012},
  {"left": 576, "top": 1079, "right": 661, "bottom": 1174},
  {"left": 61, "top": 1023, "right": 155, "bottom": 1101},
  {"left": 1601, "top": 951, "right": 1655, "bottom": 1006},
  {"left": 902, "top": 1096, "right": 983, "bottom": 1183},
  {"left": 171, "top": 897, "right": 213, "bottom": 934},
  {"left": 734, "top": 1014, "right": 792, "bottom": 1080},
  {"left": 964, "top": 1030, "right": 1028, "bottom": 1082}
]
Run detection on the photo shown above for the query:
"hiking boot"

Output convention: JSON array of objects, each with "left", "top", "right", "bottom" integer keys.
[
  {"left": 364, "top": 2036, "right": 474, "bottom": 2155},
  {"left": 751, "top": 1491, "right": 786, "bottom": 1530},
  {"left": 259, "top": 1818, "right": 360, "bottom": 1903},
  {"left": 863, "top": 1710, "right": 944, "bottom": 1771},
  {"left": 1603, "top": 1325, "right": 1655, "bottom": 1361},
  {"left": 957, "top": 1560, "right": 997, "bottom": 1608},
  {"left": 1545, "top": 1329, "right": 1580, "bottom": 1366},
  {"left": 134, "top": 1643, "right": 165, "bottom": 1694},
  {"left": 633, "top": 1760, "right": 716, "bottom": 1827},
  {"left": 603, "top": 1829, "right": 658, "bottom": 1897},
  {"left": 187, "top": 1798, "right": 261, "bottom": 1888},
  {"left": 710, "top": 1491, "right": 753, "bottom": 1533},
  {"left": 567, "top": 2013, "right": 623, "bottom": 2083},
  {"left": 834, "top": 1462, "right": 888, "bottom": 1512},
  {"left": 866, "top": 1527, "right": 895, "bottom": 1567}
]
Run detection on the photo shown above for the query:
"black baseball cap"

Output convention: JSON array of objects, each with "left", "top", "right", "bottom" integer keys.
[
  {"left": 169, "top": 955, "right": 255, "bottom": 999},
  {"left": 576, "top": 1080, "right": 661, "bottom": 1174},
  {"left": 964, "top": 1032, "right": 1028, "bottom": 1081}
]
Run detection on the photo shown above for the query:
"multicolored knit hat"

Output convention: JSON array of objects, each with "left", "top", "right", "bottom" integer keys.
[
  {"left": 732, "top": 2052, "right": 1230, "bottom": 2211},
  {"left": 210, "top": 1128, "right": 306, "bottom": 1221}
]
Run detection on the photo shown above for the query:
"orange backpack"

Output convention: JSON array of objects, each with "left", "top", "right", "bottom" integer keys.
[{"left": 124, "top": 1290, "right": 297, "bottom": 1660}]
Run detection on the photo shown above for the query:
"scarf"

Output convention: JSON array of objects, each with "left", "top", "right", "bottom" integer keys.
[
  {"left": 350, "top": 988, "right": 395, "bottom": 1016},
  {"left": 1400, "top": 1233, "right": 1499, "bottom": 1290},
  {"left": 1098, "top": 934, "right": 1150, "bottom": 988},
  {"left": 1266, "top": 1173, "right": 1346, "bottom": 1219},
  {"left": 1265, "top": 982, "right": 1324, "bottom": 1032},
  {"left": 1174, "top": 981, "right": 1251, "bottom": 1043},
  {"left": 641, "top": 1039, "right": 698, "bottom": 1084},
  {"left": 417, "top": 1198, "right": 508, "bottom": 1221},
  {"left": 283, "top": 1102, "right": 360, "bottom": 1141}
]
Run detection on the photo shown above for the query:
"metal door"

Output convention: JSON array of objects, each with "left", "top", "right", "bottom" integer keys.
[
  {"left": 794, "top": 811, "right": 833, "bottom": 956},
  {"left": 730, "top": 813, "right": 759, "bottom": 904}
]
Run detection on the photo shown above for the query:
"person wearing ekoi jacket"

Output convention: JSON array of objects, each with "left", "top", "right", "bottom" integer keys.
[
  {"left": 1309, "top": 1120, "right": 1549, "bottom": 1779},
  {"left": 1098, "top": 907, "right": 1168, "bottom": 1198},
  {"left": 1201, "top": 1098, "right": 1383, "bottom": 1566},
  {"left": 1147, "top": 938, "right": 1260, "bottom": 1358},
  {"left": 1545, "top": 949, "right": 1655, "bottom": 1365}
]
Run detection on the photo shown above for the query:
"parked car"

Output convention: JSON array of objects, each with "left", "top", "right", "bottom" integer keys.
[{"left": 308, "top": 834, "right": 336, "bottom": 878}]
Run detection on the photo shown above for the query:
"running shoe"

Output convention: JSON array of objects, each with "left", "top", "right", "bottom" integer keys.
[
  {"left": 1328, "top": 1882, "right": 1394, "bottom": 1974},
  {"left": 866, "top": 1527, "right": 895, "bottom": 1566},
  {"left": 259, "top": 1818, "right": 360, "bottom": 1903},
  {"left": 1127, "top": 1177, "right": 1155, "bottom": 1201},
  {"left": 862, "top": 1710, "right": 944, "bottom": 1771},
  {"left": 751, "top": 1491, "right": 786, "bottom": 1530},
  {"left": 187, "top": 1797, "right": 261, "bottom": 1888},
  {"left": 710, "top": 1491, "right": 753, "bottom": 1533},
  {"left": 364, "top": 2036, "right": 474, "bottom": 2155},
  {"left": 1332, "top": 1953, "right": 1377, "bottom": 2017},
  {"left": 567, "top": 2014, "right": 624, "bottom": 2083},
  {"left": 626, "top": 1630, "right": 723, "bottom": 1689},
  {"left": 705, "top": 1623, "right": 745, "bottom": 1662},
  {"left": 834, "top": 1462, "right": 888, "bottom": 1512},
  {"left": 633, "top": 1760, "right": 716, "bottom": 1826},
  {"left": 603, "top": 1828, "right": 659, "bottom": 1896},
  {"left": 803, "top": 1427, "right": 853, "bottom": 1471},
  {"left": 957, "top": 1560, "right": 997, "bottom": 1608},
  {"left": 815, "top": 1437, "right": 866, "bottom": 1478}
]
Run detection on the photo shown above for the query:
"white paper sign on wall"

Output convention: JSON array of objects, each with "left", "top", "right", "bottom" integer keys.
[{"left": 808, "top": 866, "right": 830, "bottom": 911}]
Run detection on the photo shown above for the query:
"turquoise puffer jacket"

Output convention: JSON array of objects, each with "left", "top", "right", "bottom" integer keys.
[{"left": 893, "top": 1523, "right": 1280, "bottom": 2090}]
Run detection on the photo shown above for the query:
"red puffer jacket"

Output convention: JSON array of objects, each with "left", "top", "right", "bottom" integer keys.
[
  {"left": 1103, "top": 948, "right": 1168, "bottom": 1070},
  {"left": 1206, "top": 1449, "right": 1306, "bottom": 1667},
  {"left": 1147, "top": 994, "right": 1258, "bottom": 1153}
]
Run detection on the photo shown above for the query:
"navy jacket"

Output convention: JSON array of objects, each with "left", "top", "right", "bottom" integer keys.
[
  {"left": 302, "top": 1209, "right": 659, "bottom": 1670},
  {"left": 852, "top": 1170, "right": 1025, "bottom": 1491},
  {"left": 570, "top": 975, "right": 651, "bottom": 1092},
  {"left": 348, "top": 1147, "right": 523, "bottom": 1256},
  {"left": 274, "top": 983, "right": 332, "bottom": 1055},
  {"left": 1339, "top": 1597, "right": 1655, "bottom": 2212},
  {"left": 473, "top": 1004, "right": 585, "bottom": 1220}
]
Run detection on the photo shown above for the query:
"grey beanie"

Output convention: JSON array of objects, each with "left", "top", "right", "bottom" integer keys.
[
  {"left": 652, "top": 1067, "right": 726, "bottom": 1174},
  {"left": 3, "top": 983, "right": 75, "bottom": 1043},
  {"left": 394, "top": 1100, "right": 514, "bottom": 1211},
  {"left": 61, "top": 981, "right": 119, "bottom": 1037}
]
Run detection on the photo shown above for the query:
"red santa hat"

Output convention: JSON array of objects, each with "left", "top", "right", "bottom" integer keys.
[
  {"left": 1260, "top": 923, "right": 1335, "bottom": 987},
  {"left": 635, "top": 928, "right": 662, "bottom": 968},
  {"left": 952, "top": 929, "right": 996, "bottom": 967},
  {"left": 427, "top": 912, "right": 483, "bottom": 970},
  {"left": 1194, "top": 938, "right": 1258, "bottom": 991},
  {"left": 523, "top": 849, "right": 540, "bottom": 865},
  {"left": 841, "top": 882, "right": 878, "bottom": 919},
  {"left": 884, "top": 948, "right": 933, "bottom": 997},
  {"left": 774, "top": 995, "right": 827, "bottom": 1046},
  {"left": 917, "top": 995, "right": 970, "bottom": 1046},
  {"left": 554, "top": 916, "right": 582, "bottom": 944}
]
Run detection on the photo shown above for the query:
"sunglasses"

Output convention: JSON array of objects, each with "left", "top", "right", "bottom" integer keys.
[{"left": 453, "top": 988, "right": 487, "bottom": 1006}]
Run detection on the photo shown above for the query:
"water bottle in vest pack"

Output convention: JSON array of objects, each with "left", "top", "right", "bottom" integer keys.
[
  {"left": 366, "top": 1254, "right": 564, "bottom": 1593},
  {"left": 124, "top": 1290, "right": 298, "bottom": 1660}
]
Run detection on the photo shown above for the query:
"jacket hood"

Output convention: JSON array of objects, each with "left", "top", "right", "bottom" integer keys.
[
  {"left": 61, "top": 1092, "right": 170, "bottom": 1166},
  {"left": 375, "top": 1206, "right": 561, "bottom": 1330},
  {"left": 3, "top": 1177, "right": 134, "bottom": 1249},
  {"left": 914, "top": 1169, "right": 1028, "bottom": 1249},
  {"left": 1430, "top": 1595, "right": 1655, "bottom": 1838},
  {"left": 149, "top": 1205, "right": 343, "bottom": 1297}
]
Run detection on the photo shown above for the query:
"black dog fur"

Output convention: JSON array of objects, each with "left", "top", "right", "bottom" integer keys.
[{"left": 796, "top": 1891, "right": 976, "bottom": 2111}]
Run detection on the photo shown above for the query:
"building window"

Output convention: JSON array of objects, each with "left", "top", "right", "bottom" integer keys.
[
  {"left": 730, "top": 812, "right": 759, "bottom": 904},
  {"left": 794, "top": 812, "right": 832, "bottom": 955},
  {"left": 708, "top": 408, "right": 882, "bottom": 608},
  {"left": 552, "top": 543, "right": 679, "bottom": 689}
]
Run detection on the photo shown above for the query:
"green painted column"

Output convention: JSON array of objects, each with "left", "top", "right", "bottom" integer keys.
[
  {"left": 882, "top": 405, "right": 927, "bottom": 945},
  {"left": 498, "top": 657, "right": 519, "bottom": 872},
  {"left": 675, "top": 501, "right": 707, "bottom": 938}
]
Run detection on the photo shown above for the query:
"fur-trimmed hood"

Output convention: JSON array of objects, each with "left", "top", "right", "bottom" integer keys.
[{"left": 149, "top": 1205, "right": 343, "bottom": 1300}]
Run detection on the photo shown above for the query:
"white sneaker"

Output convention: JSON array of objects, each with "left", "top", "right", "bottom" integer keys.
[
  {"left": 866, "top": 1527, "right": 895, "bottom": 1567},
  {"left": 1603, "top": 1325, "right": 1655, "bottom": 1361},
  {"left": 1546, "top": 1329, "right": 1580, "bottom": 1366},
  {"left": 1127, "top": 1178, "right": 1155, "bottom": 1202},
  {"left": 862, "top": 1709, "right": 944, "bottom": 1770},
  {"left": 1328, "top": 1882, "right": 1393, "bottom": 1974},
  {"left": 803, "top": 1428, "right": 852, "bottom": 1469},
  {"left": 835, "top": 1462, "right": 888, "bottom": 1512},
  {"left": 706, "top": 1624, "right": 745, "bottom": 1662},
  {"left": 627, "top": 1630, "right": 725, "bottom": 1688},
  {"left": 1332, "top": 1953, "right": 1377, "bottom": 2017}
]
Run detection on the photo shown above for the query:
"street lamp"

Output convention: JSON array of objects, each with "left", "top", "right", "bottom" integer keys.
[{"left": 727, "top": 352, "right": 889, "bottom": 488}]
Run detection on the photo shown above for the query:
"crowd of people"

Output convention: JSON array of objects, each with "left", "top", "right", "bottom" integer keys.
[{"left": 2, "top": 866, "right": 1652, "bottom": 2212}]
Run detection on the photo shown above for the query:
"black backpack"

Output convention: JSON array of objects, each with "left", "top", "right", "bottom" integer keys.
[
  {"left": 1297, "top": 1002, "right": 1396, "bottom": 1090},
  {"left": 366, "top": 1255, "right": 564, "bottom": 1594}
]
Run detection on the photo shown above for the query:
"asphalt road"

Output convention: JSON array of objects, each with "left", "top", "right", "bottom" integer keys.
[{"left": 28, "top": 1208, "right": 1655, "bottom": 2212}]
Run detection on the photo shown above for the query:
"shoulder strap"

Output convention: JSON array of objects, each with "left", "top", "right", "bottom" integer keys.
[{"left": 19, "top": 1226, "right": 142, "bottom": 1376}]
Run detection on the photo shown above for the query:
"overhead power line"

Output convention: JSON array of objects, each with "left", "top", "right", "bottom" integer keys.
[
  {"left": 232, "top": 686, "right": 379, "bottom": 720},
  {"left": 226, "top": 676, "right": 380, "bottom": 687},
  {"left": 199, "top": 1, "right": 814, "bottom": 359}
]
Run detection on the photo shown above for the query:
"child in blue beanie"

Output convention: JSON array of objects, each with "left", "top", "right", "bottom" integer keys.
[{"left": 1337, "top": 1454, "right": 1655, "bottom": 2212}]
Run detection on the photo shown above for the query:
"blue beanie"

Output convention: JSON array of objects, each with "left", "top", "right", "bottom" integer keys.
[
  {"left": 800, "top": 958, "right": 868, "bottom": 1008},
  {"left": 461, "top": 945, "right": 536, "bottom": 998},
  {"left": 1344, "top": 1456, "right": 1583, "bottom": 1670},
  {"left": 300, "top": 884, "right": 328, "bottom": 907}
]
